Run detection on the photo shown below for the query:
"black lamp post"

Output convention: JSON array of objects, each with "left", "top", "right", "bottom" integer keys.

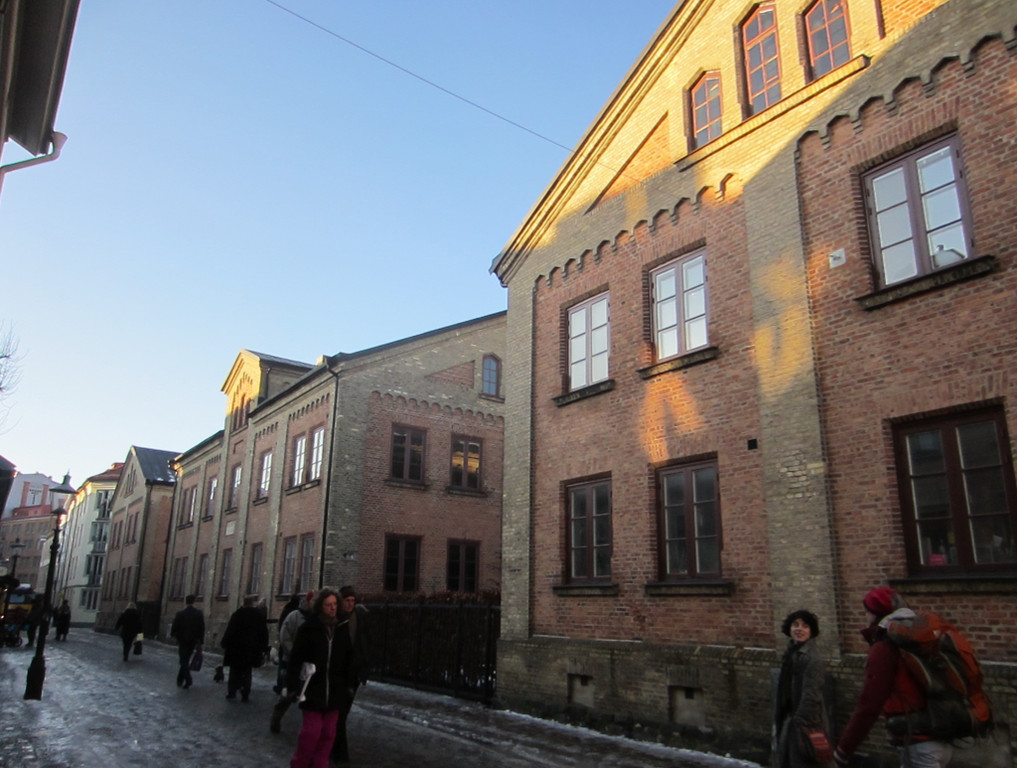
[
  {"left": 2, "top": 537, "right": 26, "bottom": 624},
  {"left": 24, "top": 476, "right": 74, "bottom": 700}
]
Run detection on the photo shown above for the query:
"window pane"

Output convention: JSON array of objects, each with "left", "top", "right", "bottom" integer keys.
[
  {"left": 591, "top": 298, "right": 608, "bottom": 328},
  {"left": 957, "top": 421, "right": 1000, "bottom": 467},
  {"left": 686, "top": 317, "right": 708, "bottom": 351},
  {"left": 668, "top": 540, "right": 688, "bottom": 575},
  {"left": 656, "top": 296, "right": 677, "bottom": 333},
  {"left": 571, "top": 360, "right": 588, "bottom": 389},
  {"left": 912, "top": 475, "right": 950, "bottom": 519},
  {"left": 872, "top": 168, "right": 907, "bottom": 210},
  {"left": 594, "top": 547, "right": 611, "bottom": 578},
  {"left": 697, "top": 538, "right": 720, "bottom": 574},
  {"left": 684, "top": 285, "right": 706, "bottom": 321},
  {"left": 917, "top": 518, "right": 956, "bottom": 566},
  {"left": 916, "top": 147, "right": 954, "bottom": 192},
  {"left": 570, "top": 336, "right": 586, "bottom": 363},
  {"left": 964, "top": 468, "right": 1008, "bottom": 516},
  {"left": 591, "top": 326, "right": 608, "bottom": 355},
  {"left": 928, "top": 226, "right": 968, "bottom": 266},
  {"left": 922, "top": 185, "right": 962, "bottom": 230},
  {"left": 683, "top": 257, "right": 704, "bottom": 287},
  {"left": 881, "top": 241, "right": 917, "bottom": 284},
  {"left": 907, "top": 430, "right": 945, "bottom": 474},
  {"left": 876, "top": 204, "right": 913, "bottom": 248},
  {"left": 570, "top": 308, "right": 586, "bottom": 336},
  {"left": 970, "top": 517, "right": 1015, "bottom": 564},
  {"left": 655, "top": 269, "right": 676, "bottom": 300},
  {"left": 658, "top": 328, "right": 679, "bottom": 360},
  {"left": 591, "top": 352, "right": 609, "bottom": 384}
]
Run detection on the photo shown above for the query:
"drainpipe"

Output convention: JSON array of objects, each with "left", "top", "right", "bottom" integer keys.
[
  {"left": 320, "top": 359, "right": 341, "bottom": 589},
  {"left": 0, "top": 132, "right": 67, "bottom": 200}
]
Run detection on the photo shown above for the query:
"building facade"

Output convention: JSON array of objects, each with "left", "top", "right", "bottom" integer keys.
[
  {"left": 0, "top": 472, "right": 66, "bottom": 591},
  {"left": 161, "top": 313, "right": 506, "bottom": 644},
  {"left": 96, "top": 447, "right": 177, "bottom": 637},
  {"left": 492, "top": 0, "right": 1016, "bottom": 765},
  {"left": 54, "top": 463, "right": 122, "bottom": 624}
]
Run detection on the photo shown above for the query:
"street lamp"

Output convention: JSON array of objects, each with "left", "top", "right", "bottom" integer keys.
[
  {"left": 2, "top": 537, "right": 26, "bottom": 627},
  {"left": 24, "top": 475, "right": 74, "bottom": 700}
]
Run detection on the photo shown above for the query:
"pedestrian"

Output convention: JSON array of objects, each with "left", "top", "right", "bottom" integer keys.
[
  {"left": 114, "top": 602, "right": 143, "bottom": 662},
  {"left": 773, "top": 609, "right": 832, "bottom": 768},
  {"left": 270, "top": 590, "right": 314, "bottom": 733},
  {"left": 287, "top": 587, "right": 354, "bottom": 768},
  {"left": 54, "top": 599, "right": 72, "bottom": 641},
  {"left": 834, "top": 588, "right": 953, "bottom": 768},
  {"left": 170, "top": 594, "right": 205, "bottom": 689},
  {"left": 330, "top": 585, "right": 372, "bottom": 766},
  {"left": 279, "top": 592, "right": 300, "bottom": 628},
  {"left": 25, "top": 595, "right": 43, "bottom": 647},
  {"left": 220, "top": 594, "right": 269, "bottom": 702}
]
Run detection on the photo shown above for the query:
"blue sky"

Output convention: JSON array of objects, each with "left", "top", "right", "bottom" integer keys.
[{"left": 1, "top": 0, "right": 676, "bottom": 487}]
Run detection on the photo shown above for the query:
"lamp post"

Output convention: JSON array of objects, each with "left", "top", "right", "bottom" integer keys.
[
  {"left": 24, "top": 476, "right": 74, "bottom": 700},
  {"left": 2, "top": 537, "right": 26, "bottom": 625}
]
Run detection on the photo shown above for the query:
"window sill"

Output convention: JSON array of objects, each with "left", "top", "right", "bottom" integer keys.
[
  {"left": 638, "top": 347, "right": 720, "bottom": 380},
  {"left": 553, "top": 379, "right": 615, "bottom": 407},
  {"left": 890, "top": 572, "right": 1017, "bottom": 596},
  {"left": 445, "top": 486, "right": 488, "bottom": 498},
  {"left": 252, "top": 497, "right": 268, "bottom": 506},
  {"left": 285, "top": 485, "right": 302, "bottom": 496},
  {"left": 177, "top": 522, "right": 194, "bottom": 530},
  {"left": 215, "top": 595, "right": 229, "bottom": 601},
  {"left": 552, "top": 583, "right": 620, "bottom": 597},
  {"left": 201, "top": 514, "right": 214, "bottom": 522},
  {"left": 384, "top": 478, "right": 430, "bottom": 491},
  {"left": 856, "top": 255, "right": 997, "bottom": 310},
  {"left": 479, "top": 393, "right": 505, "bottom": 404},
  {"left": 645, "top": 579, "right": 735, "bottom": 597},
  {"left": 225, "top": 507, "right": 237, "bottom": 515}
]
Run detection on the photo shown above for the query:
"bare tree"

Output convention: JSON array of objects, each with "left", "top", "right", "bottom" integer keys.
[{"left": 0, "top": 322, "right": 21, "bottom": 429}]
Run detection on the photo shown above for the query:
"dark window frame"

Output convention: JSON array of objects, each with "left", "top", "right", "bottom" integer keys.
[
  {"left": 390, "top": 424, "right": 426, "bottom": 483},
  {"left": 566, "top": 478, "right": 613, "bottom": 584},
  {"left": 893, "top": 406, "right": 1017, "bottom": 575},
  {"left": 446, "top": 539, "right": 480, "bottom": 592},
  {"left": 482, "top": 354, "right": 502, "bottom": 398},
  {"left": 384, "top": 535, "right": 421, "bottom": 592},
  {"left": 657, "top": 458, "right": 723, "bottom": 580},
  {"left": 450, "top": 434, "right": 483, "bottom": 491}
]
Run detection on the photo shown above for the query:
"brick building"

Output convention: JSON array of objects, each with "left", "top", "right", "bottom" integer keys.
[
  {"left": 0, "top": 472, "right": 67, "bottom": 592},
  {"left": 161, "top": 313, "right": 506, "bottom": 644},
  {"left": 96, "top": 447, "right": 177, "bottom": 636},
  {"left": 492, "top": 0, "right": 1016, "bottom": 764}
]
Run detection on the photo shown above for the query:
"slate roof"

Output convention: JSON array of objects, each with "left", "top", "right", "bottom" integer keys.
[{"left": 132, "top": 447, "right": 178, "bottom": 485}]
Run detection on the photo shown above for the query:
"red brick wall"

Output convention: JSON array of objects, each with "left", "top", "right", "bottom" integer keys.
[
  {"left": 529, "top": 189, "right": 779, "bottom": 648},
  {"left": 356, "top": 391, "right": 503, "bottom": 595},
  {"left": 797, "top": 37, "right": 1017, "bottom": 659}
]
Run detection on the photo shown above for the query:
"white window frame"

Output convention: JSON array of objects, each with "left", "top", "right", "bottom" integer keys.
[
  {"left": 651, "top": 251, "right": 708, "bottom": 361},
  {"left": 292, "top": 435, "right": 307, "bottom": 486},
  {"left": 309, "top": 427, "right": 325, "bottom": 481},
  {"left": 568, "top": 293, "right": 610, "bottom": 391},
  {"left": 258, "top": 451, "right": 272, "bottom": 498}
]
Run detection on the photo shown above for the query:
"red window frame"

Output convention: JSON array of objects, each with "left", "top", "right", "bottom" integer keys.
[
  {"left": 805, "top": 0, "right": 850, "bottom": 79},
  {"left": 691, "top": 73, "right": 722, "bottom": 148},
  {"left": 742, "top": 4, "right": 782, "bottom": 114}
]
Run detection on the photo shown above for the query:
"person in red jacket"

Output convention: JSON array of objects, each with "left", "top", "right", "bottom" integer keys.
[{"left": 835, "top": 587, "right": 954, "bottom": 768}]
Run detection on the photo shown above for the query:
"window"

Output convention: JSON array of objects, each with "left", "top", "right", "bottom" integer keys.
[
  {"left": 299, "top": 534, "right": 315, "bottom": 592},
  {"left": 258, "top": 451, "right": 273, "bottom": 499},
  {"left": 863, "top": 136, "right": 972, "bottom": 287},
  {"left": 450, "top": 436, "right": 482, "bottom": 490},
  {"left": 309, "top": 427, "right": 325, "bottom": 481},
  {"left": 691, "top": 73, "right": 722, "bottom": 148},
  {"left": 218, "top": 549, "right": 233, "bottom": 597},
  {"left": 292, "top": 435, "right": 307, "bottom": 486},
  {"left": 391, "top": 425, "right": 425, "bottom": 482},
  {"left": 658, "top": 460, "right": 721, "bottom": 579},
  {"left": 894, "top": 407, "right": 1016, "bottom": 573},
  {"left": 205, "top": 477, "right": 217, "bottom": 519},
  {"left": 482, "top": 355, "right": 501, "bottom": 397},
  {"left": 229, "top": 465, "right": 242, "bottom": 509},
  {"left": 170, "top": 556, "right": 188, "bottom": 599},
  {"left": 568, "top": 294, "right": 610, "bottom": 391},
  {"left": 567, "top": 480, "right": 612, "bottom": 581},
  {"left": 742, "top": 4, "right": 781, "bottom": 114},
  {"left": 447, "top": 540, "right": 479, "bottom": 592},
  {"left": 805, "top": 0, "right": 849, "bottom": 79},
  {"left": 651, "top": 251, "right": 708, "bottom": 361},
  {"left": 180, "top": 486, "right": 197, "bottom": 526},
  {"left": 281, "top": 537, "right": 297, "bottom": 594},
  {"left": 384, "top": 536, "right": 420, "bottom": 592},
  {"left": 247, "top": 542, "right": 263, "bottom": 596},
  {"left": 194, "top": 553, "right": 208, "bottom": 598}
]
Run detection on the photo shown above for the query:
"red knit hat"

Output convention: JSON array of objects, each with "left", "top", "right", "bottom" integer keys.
[{"left": 863, "top": 587, "right": 895, "bottom": 618}]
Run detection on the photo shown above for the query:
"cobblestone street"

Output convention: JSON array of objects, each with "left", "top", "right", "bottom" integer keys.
[{"left": 0, "top": 630, "right": 760, "bottom": 768}]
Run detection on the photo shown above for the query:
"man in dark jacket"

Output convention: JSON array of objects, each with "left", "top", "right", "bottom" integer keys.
[
  {"left": 331, "top": 586, "right": 372, "bottom": 765},
  {"left": 170, "top": 594, "right": 205, "bottom": 689},
  {"left": 835, "top": 587, "right": 953, "bottom": 768},
  {"left": 220, "top": 595, "right": 269, "bottom": 702}
]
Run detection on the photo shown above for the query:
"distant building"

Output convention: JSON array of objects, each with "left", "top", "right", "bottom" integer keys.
[
  {"left": 0, "top": 472, "right": 66, "bottom": 590},
  {"left": 162, "top": 313, "right": 506, "bottom": 643},
  {"left": 96, "top": 447, "right": 177, "bottom": 637},
  {"left": 54, "top": 463, "right": 122, "bottom": 624}
]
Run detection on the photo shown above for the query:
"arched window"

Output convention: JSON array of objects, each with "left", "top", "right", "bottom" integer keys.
[
  {"left": 482, "top": 354, "right": 501, "bottom": 397},
  {"left": 690, "top": 72, "right": 722, "bottom": 148},
  {"left": 805, "top": 0, "right": 850, "bottom": 79},
  {"left": 742, "top": 4, "right": 781, "bottom": 115}
]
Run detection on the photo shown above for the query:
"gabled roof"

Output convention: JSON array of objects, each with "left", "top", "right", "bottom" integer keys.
[
  {"left": 83, "top": 463, "right": 123, "bottom": 486},
  {"left": 131, "top": 447, "right": 178, "bottom": 485}
]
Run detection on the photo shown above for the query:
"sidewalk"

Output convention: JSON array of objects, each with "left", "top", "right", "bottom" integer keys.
[{"left": 0, "top": 629, "right": 763, "bottom": 768}]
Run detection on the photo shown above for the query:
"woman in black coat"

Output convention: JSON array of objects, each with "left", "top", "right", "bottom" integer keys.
[
  {"left": 773, "top": 609, "right": 833, "bottom": 768},
  {"left": 114, "top": 602, "right": 143, "bottom": 662},
  {"left": 287, "top": 588, "right": 354, "bottom": 768}
]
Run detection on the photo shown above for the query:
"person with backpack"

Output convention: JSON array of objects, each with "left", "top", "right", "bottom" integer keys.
[{"left": 834, "top": 588, "right": 953, "bottom": 768}]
